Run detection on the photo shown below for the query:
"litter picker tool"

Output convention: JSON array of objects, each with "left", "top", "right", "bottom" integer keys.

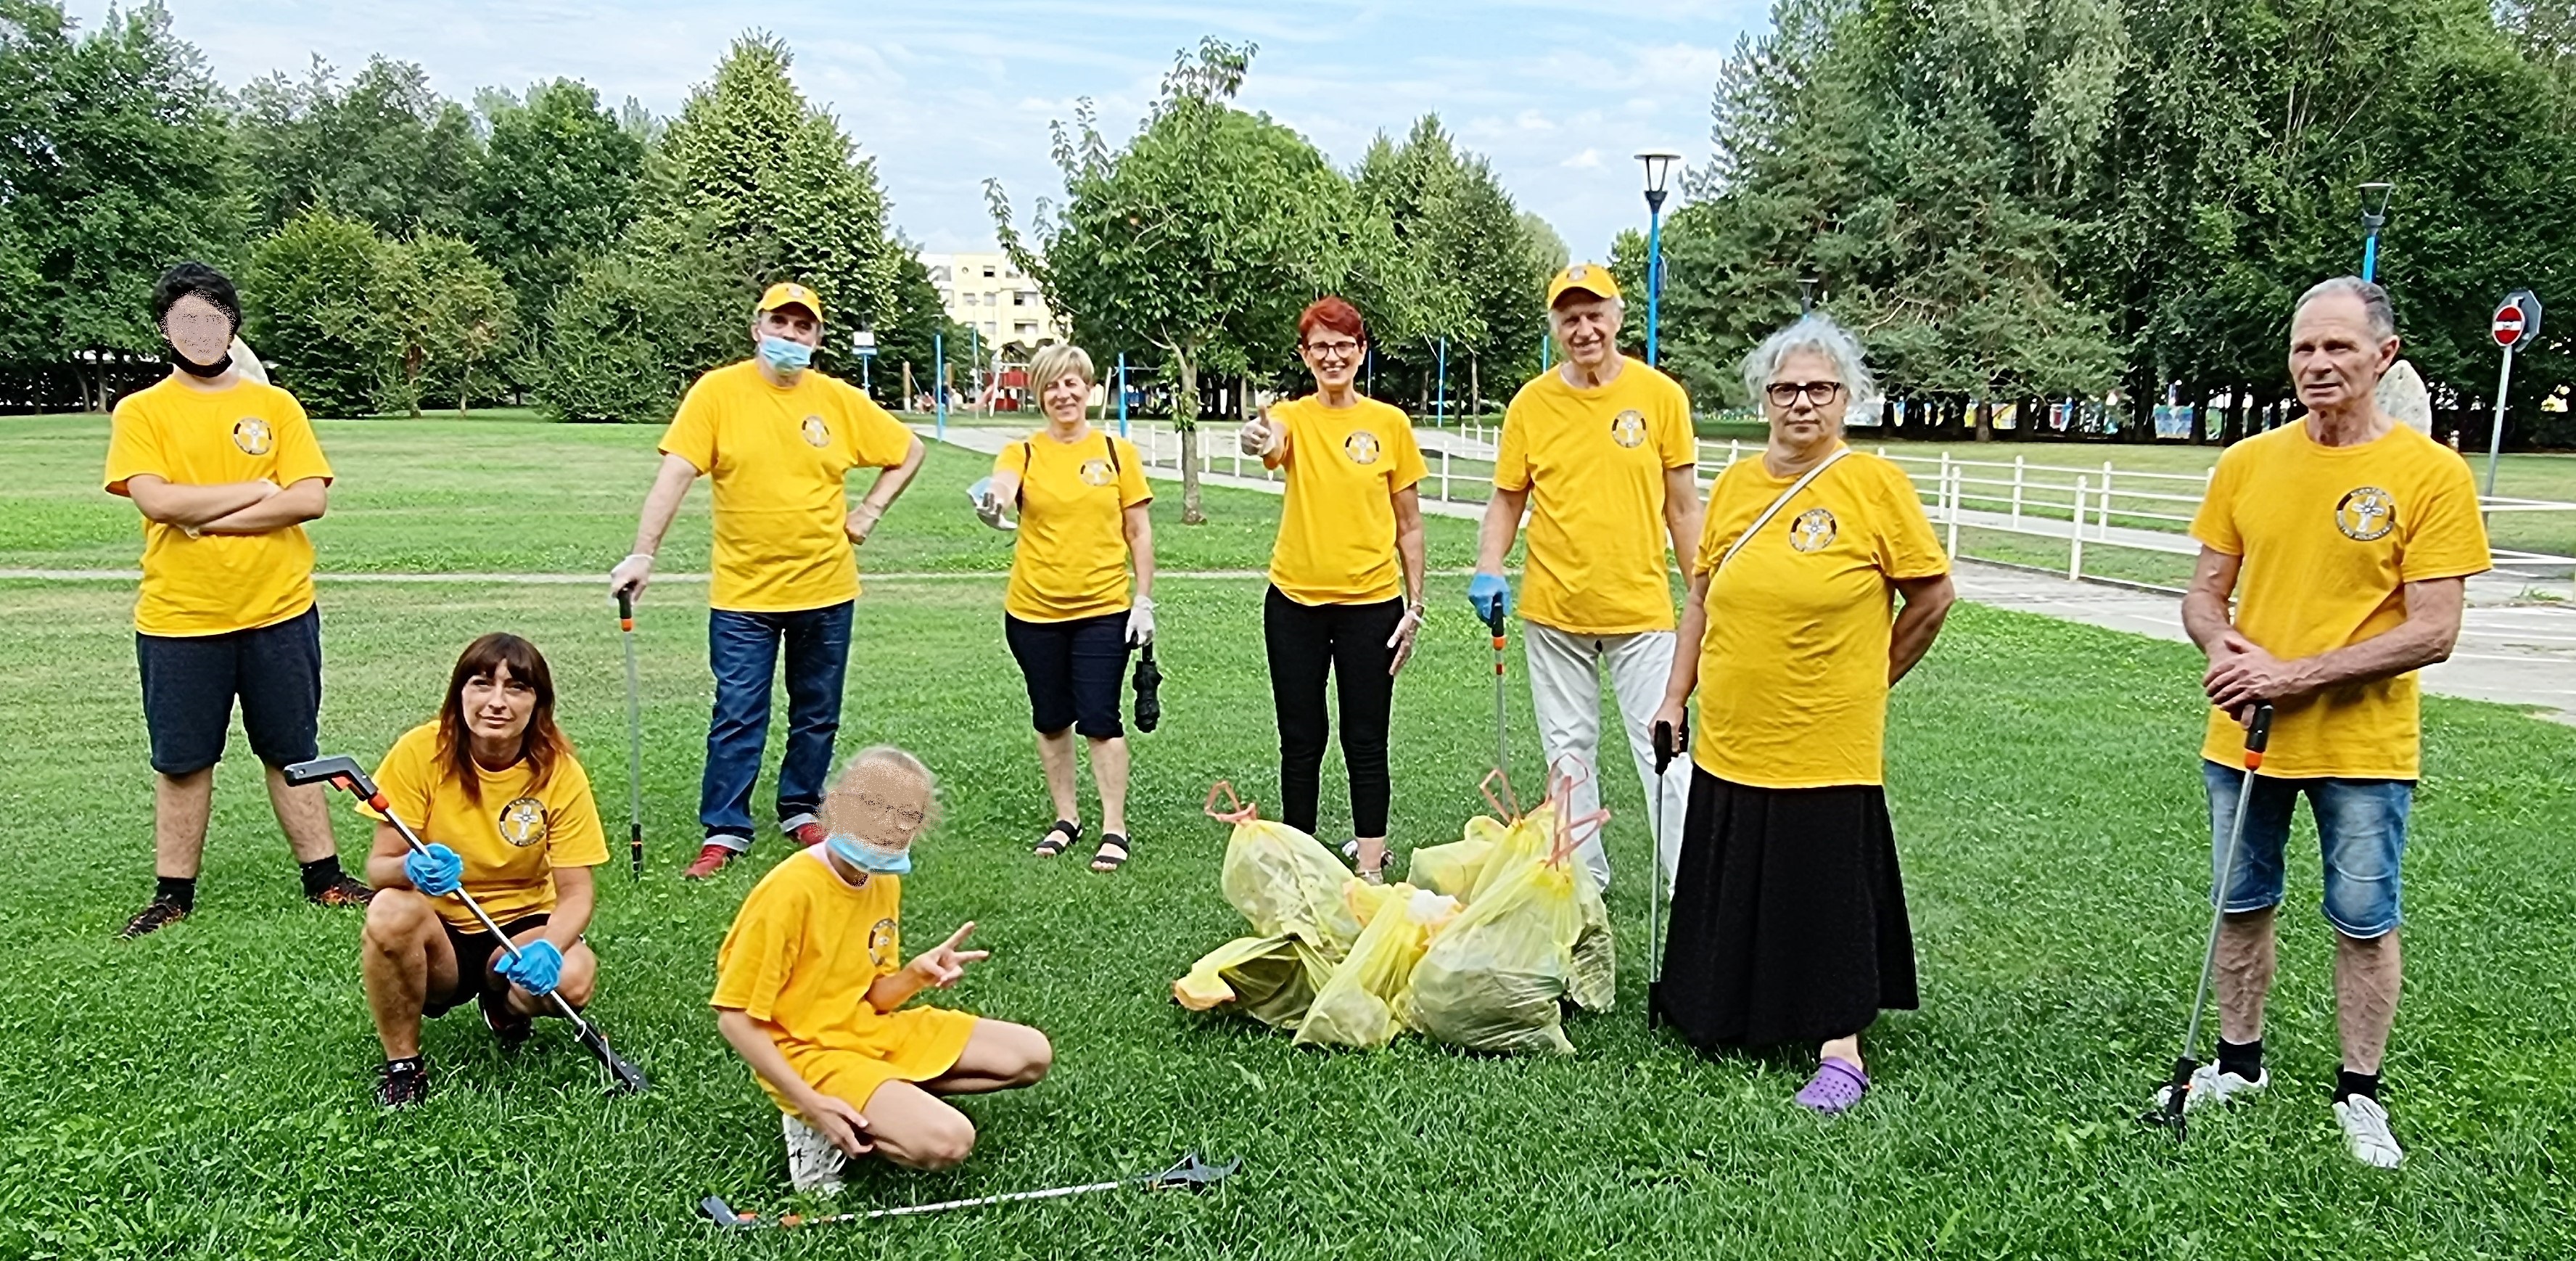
[
  {"left": 616, "top": 589, "right": 645, "bottom": 879},
  {"left": 2142, "top": 702, "right": 2272, "bottom": 1143},
  {"left": 284, "top": 755, "right": 651, "bottom": 1095},
  {"left": 1484, "top": 601, "right": 1511, "bottom": 779},
  {"left": 1647, "top": 718, "right": 1679, "bottom": 1029},
  {"left": 697, "top": 1150, "right": 1240, "bottom": 1230}
]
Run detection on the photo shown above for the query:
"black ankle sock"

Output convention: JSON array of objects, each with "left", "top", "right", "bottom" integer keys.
[
  {"left": 2334, "top": 1068, "right": 2380, "bottom": 1104},
  {"left": 2217, "top": 1037, "right": 2263, "bottom": 1081},
  {"left": 298, "top": 855, "right": 347, "bottom": 897},
  {"left": 155, "top": 876, "right": 197, "bottom": 912}
]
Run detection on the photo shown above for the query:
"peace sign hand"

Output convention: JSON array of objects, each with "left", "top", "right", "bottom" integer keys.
[{"left": 905, "top": 921, "right": 989, "bottom": 989}]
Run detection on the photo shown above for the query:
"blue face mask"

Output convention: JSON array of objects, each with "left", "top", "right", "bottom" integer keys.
[
  {"left": 760, "top": 336, "right": 815, "bottom": 372},
  {"left": 826, "top": 831, "right": 912, "bottom": 875}
]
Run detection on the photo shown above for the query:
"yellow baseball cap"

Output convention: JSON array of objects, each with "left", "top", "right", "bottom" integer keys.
[
  {"left": 757, "top": 282, "right": 824, "bottom": 322},
  {"left": 1546, "top": 262, "right": 1621, "bottom": 308}
]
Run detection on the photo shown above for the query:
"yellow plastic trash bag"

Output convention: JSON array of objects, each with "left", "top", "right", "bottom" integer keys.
[
  {"left": 1401, "top": 855, "right": 1584, "bottom": 1055},
  {"left": 1406, "top": 814, "right": 1506, "bottom": 900},
  {"left": 1294, "top": 884, "right": 1462, "bottom": 1051},
  {"left": 1173, "top": 932, "right": 1337, "bottom": 1029},
  {"left": 1205, "top": 782, "right": 1361, "bottom": 957},
  {"left": 1567, "top": 860, "right": 1616, "bottom": 1013}
]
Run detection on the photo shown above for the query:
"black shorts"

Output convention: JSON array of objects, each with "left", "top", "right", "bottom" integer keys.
[
  {"left": 135, "top": 604, "right": 322, "bottom": 776},
  {"left": 424, "top": 913, "right": 551, "bottom": 1016},
  {"left": 1003, "top": 611, "right": 1131, "bottom": 740}
]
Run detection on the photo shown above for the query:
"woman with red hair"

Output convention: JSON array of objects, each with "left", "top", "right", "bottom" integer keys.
[{"left": 1237, "top": 296, "right": 1427, "bottom": 879}]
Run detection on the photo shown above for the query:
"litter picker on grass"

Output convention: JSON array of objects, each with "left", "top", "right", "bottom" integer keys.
[
  {"left": 1484, "top": 601, "right": 1512, "bottom": 779},
  {"left": 698, "top": 1150, "right": 1240, "bottom": 1230},
  {"left": 1647, "top": 718, "right": 1679, "bottom": 1030},
  {"left": 616, "top": 589, "right": 646, "bottom": 879},
  {"left": 284, "top": 755, "right": 651, "bottom": 1096},
  {"left": 2141, "top": 702, "right": 2272, "bottom": 1142}
]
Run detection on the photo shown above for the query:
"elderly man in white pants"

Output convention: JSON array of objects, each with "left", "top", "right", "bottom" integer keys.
[{"left": 1470, "top": 263, "right": 1703, "bottom": 890}]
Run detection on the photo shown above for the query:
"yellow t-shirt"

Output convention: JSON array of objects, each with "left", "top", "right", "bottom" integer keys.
[
  {"left": 1267, "top": 395, "right": 1426, "bottom": 605},
  {"left": 2192, "top": 422, "right": 2490, "bottom": 778},
  {"left": 361, "top": 721, "right": 609, "bottom": 930},
  {"left": 659, "top": 361, "right": 917, "bottom": 613},
  {"left": 710, "top": 846, "right": 978, "bottom": 1109},
  {"left": 102, "top": 376, "right": 333, "bottom": 636},
  {"left": 997, "top": 429, "right": 1152, "bottom": 623},
  {"left": 1495, "top": 358, "right": 1696, "bottom": 635},
  {"left": 1691, "top": 448, "right": 1949, "bottom": 788}
]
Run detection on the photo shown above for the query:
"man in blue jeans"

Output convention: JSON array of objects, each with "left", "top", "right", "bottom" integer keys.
[
  {"left": 2171, "top": 277, "right": 2488, "bottom": 1168},
  {"left": 611, "top": 283, "right": 926, "bottom": 878}
]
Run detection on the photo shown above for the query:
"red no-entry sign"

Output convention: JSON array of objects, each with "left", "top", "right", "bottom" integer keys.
[{"left": 2493, "top": 303, "right": 2525, "bottom": 348}]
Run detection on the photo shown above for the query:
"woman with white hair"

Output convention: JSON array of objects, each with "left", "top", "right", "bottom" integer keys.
[
  {"left": 973, "top": 344, "right": 1156, "bottom": 872},
  {"left": 1648, "top": 313, "right": 1956, "bottom": 1114}
]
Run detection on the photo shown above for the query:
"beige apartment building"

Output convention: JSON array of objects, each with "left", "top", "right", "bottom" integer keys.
[{"left": 918, "top": 250, "right": 1066, "bottom": 351}]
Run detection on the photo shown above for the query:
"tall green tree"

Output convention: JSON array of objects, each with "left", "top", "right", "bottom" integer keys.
[
  {"left": 0, "top": 0, "right": 242, "bottom": 409},
  {"left": 242, "top": 208, "right": 388, "bottom": 416},
  {"left": 988, "top": 38, "right": 1354, "bottom": 522},
  {"left": 1351, "top": 116, "right": 1554, "bottom": 416},
  {"left": 469, "top": 79, "right": 646, "bottom": 327},
  {"left": 238, "top": 56, "right": 482, "bottom": 238},
  {"left": 373, "top": 234, "right": 517, "bottom": 417}
]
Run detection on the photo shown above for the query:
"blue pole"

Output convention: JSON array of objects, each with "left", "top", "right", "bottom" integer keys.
[
  {"left": 934, "top": 332, "right": 946, "bottom": 440},
  {"left": 2361, "top": 231, "right": 2381, "bottom": 284},
  {"left": 968, "top": 325, "right": 979, "bottom": 411},
  {"left": 1436, "top": 336, "right": 1448, "bottom": 427},
  {"left": 1117, "top": 353, "right": 1129, "bottom": 437},
  {"left": 1541, "top": 329, "right": 1550, "bottom": 373},
  {"left": 1645, "top": 209, "right": 1665, "bottom": 366}
]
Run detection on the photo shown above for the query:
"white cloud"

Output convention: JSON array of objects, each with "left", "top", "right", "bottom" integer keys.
[{"left": 1561, "top": 147, "right": 1602, "bottom": 169}]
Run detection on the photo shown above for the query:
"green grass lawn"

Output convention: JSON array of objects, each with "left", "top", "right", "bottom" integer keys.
[{"left": 4, "top": 414, "right": 2573, "bottom": 1258}]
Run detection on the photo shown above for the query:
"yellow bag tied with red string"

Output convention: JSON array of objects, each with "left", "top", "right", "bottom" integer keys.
[
  {"left": 1293, "top": 882, "right": 1462, "bottom": 1051},
  {"left": 1173, "top": 932, "right": 1338, "bottom": 1028},
  {"left": 1399, "top": 773, "right": 1610, "bottom": 1054},
  {"left": 1206, "top": 783, "right": 1362, "bottom": 957},
  {"left": 1404, "top": 813, "right": 1507, "bottom": 900}
]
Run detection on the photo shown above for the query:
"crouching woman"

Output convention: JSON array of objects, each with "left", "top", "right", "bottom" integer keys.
[{"left": 713, "top": 747, "right": 1053, "bottom": 1191}]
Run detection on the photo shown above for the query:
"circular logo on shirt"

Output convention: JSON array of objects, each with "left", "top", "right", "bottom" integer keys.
[
  {"left": 2334, "top": 486, "right": 2398, "bottom": 541},
  {"left": 1788, "top": 507, "right": 1838, "bottom": 552},
  {"left": 232, "top": 416, "right": 272, "bottom": 455},
  {"left": 1610, "top": 409, "right": 1647, "bottom": 448},
  {"left": 801, "top": 415, "right": 830, "bottom": 448},
  {"left": 496, "top": 796, "right": 549, "bottom": 847},
  {"left": 868, "top": 916, "right": 899, "bottom": 972},
  {"left": 1079, "top": 458, "right": 1115, "bottom": 487},
  {"left": 1343, "top": 430, "right": 1382, "bottom": 465}
]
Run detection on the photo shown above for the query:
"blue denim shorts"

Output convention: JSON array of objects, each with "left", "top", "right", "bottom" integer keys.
[{"left": 2202, "top": 760, "right": 2411, "bottom": 938}]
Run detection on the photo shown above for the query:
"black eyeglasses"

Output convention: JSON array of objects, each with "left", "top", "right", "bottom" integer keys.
[
  {"left": 1304, "top": 340, "right": 1362, "bottom": 361},
  {"left": 849, "top": 792, "right": 926, "bottom": 830},
  {"left": 1765, "top": 381, "right": 1845, "bottom": 407}
]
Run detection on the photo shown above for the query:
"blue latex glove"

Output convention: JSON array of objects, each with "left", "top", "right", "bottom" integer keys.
[
  {"left": 404, "top": 844, "right": 464, "bottom": 897},
  {"left": 496, "top": 939, "right": 564, "bottom": 997},
  {"left": 1468, "top": 572, "right": 1512, "bottom": 629}
]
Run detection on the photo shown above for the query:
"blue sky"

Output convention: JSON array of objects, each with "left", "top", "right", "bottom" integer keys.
[{"left": 73, "top": 0, "right": 1764, "bottom": 259}]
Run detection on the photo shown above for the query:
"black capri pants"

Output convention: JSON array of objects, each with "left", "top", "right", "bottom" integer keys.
[
  {"left": 1262, "top": 586, "right": 1402, "bottom": 839},
  {"left": 1004, "top": 611, "right": 1131, "bottom": 740}
]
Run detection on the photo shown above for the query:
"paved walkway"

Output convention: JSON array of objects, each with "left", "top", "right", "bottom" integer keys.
[{"left": 1954, "top": 561, "right": 2576, "bottom": 723}]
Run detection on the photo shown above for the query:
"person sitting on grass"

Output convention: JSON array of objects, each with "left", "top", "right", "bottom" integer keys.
[
  {"left": 358, "top": 633, "right": 609, "bottom": 1108},
  {"left": 712, "top": 747, "right": 1053, "bottom": 1188}
]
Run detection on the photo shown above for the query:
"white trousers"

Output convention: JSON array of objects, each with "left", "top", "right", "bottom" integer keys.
[{"left": 1521, "top": 621, "right": 1690, "bottom": 892}]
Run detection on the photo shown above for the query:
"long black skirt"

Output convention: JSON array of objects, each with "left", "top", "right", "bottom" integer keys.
[{"left": 1651, "top": 767, "right": 1919, "bottom": 1048}]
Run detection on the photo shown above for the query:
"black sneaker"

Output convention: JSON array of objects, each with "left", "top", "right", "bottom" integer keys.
[
  {"left": 376, "top": 1056, "right": 430, "bottom": 1109},
  {"left": 480, "top": 989, "right": 533, "bottom": 1051},
  {"left": 308, "top": 874, "right": 374, "bottom": 908},
  {"left": 122, "top": 899, "right": 189, "bottom": 939}
]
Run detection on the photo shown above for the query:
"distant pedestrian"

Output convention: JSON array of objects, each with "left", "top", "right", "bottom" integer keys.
[
  {"left": 106, "top": 261, "right": 369, "bottom": 937},
  {"left": 609, "top": 282, "right": 927, "bottom": 879}
]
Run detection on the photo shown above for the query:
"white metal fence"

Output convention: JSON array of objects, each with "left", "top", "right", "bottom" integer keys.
[{"left": 1123, "top": 421, "right": 2576, "bottom": 591}]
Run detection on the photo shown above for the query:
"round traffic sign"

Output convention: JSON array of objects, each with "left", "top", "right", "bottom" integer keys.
[{"left": 2495, "top": 303, "right": 2526, "bottom": 348}]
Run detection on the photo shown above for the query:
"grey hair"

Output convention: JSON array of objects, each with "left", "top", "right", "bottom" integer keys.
[
  {"left": 1740, "top": 313, "right": 1877, "bottom": 408},
  {"left": 2294, "top": 276, "right": 2398, "bottom": 342},
  {"left": 1028, "top": 343, "right": 1096, "bottom": 391},
  {"left": 833, "top": 744, "right": 944, "bottom": 833}
]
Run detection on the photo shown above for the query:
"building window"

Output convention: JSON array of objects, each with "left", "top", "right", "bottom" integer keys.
[{"left": 982, "top": 266, "right": 995, "bottom": 279}]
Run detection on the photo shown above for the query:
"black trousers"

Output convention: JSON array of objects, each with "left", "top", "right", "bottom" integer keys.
[{"left": 1262, "top": 586, "right": 1402, "bottom": 838}]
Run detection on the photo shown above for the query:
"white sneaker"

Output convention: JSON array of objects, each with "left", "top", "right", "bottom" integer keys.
[
  {"left": 2334, "top": 1095, "right": 2405, "bottom": 1169},
  {"left": 783, "top": 1112, "right": 847, "bottom": 1193},
  {"left": 2155, "top": 1063, "right": 2268, "bottom": 1114}
]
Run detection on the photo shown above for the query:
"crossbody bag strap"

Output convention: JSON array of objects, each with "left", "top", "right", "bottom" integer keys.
[{"left": 1715, "top": 446, "right": 1851, "bottom": 573}]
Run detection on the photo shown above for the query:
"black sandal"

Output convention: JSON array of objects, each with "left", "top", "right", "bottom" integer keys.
[
  {"left": 1090, "top": 832, "right": 1130, "bottom": 872},
  {"left": 1034, "top": 819, "right": 1080, "bottom": 858}
]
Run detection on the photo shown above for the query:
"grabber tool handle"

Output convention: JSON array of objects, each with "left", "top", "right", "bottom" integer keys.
[
  {"left": 2242, "top": 701, "right": 2273, "bottom": 770},
  {"left": 1652, "top": 720, "right": 1679, "bottom": 774},
  {"left": 616, "top": 587, "right": 635, "bottom": 630}
]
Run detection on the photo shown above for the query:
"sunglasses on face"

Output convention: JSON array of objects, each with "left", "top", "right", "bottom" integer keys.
[{"left": 1766, "top": 381, "right": 1845, "bottom": 408}]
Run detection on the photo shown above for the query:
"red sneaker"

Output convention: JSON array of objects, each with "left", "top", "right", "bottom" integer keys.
[
  {"left": 786, "top": 821, "right": 827, "bottom": 848},
  {"left": 683, "top": 843, "right": 736, "bottom": 879}
]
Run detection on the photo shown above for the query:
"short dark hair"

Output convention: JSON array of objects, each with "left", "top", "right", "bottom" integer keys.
[{"left": 152, "top": 262, "right": 241, "bottom": 332}]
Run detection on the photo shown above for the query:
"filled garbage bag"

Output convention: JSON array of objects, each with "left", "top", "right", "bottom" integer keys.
[
  {"left": 1401, "top": 855, "right": 1584, "bottom": 1055},
  {"left": 1566, "top": 860, "right": 1616, "bottom": 1013},
  {"left": 1294, "top": 883, "right": 1462, "bottom": 1051},
  {"left": 1206, "top": 783, "right": 1362, "bottom": 957},
  {"left": 1174, "top": 932, "right": 1338, "bottom": 1029},
  {"left": 1406, "top": 814, "right": 1505, "bottom": 901}
]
